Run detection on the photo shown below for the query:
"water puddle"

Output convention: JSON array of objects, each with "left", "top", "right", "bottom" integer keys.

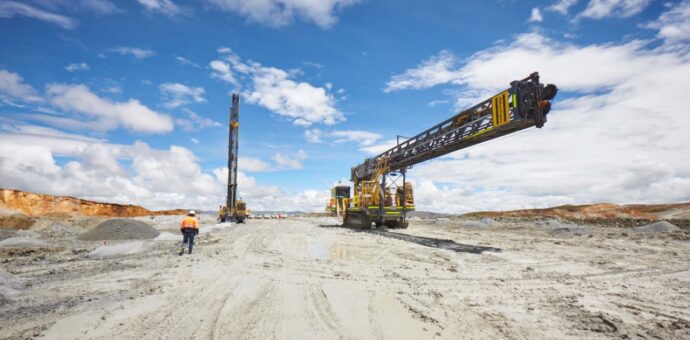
[{"left": 307, "top": 239, "right": 330, "bottom": 259}]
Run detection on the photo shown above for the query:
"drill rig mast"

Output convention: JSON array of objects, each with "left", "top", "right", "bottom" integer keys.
[
  {"left": 222, "top": 93, "right": 247, "bottom": 223},
  {"left": 331, "top": 72, "right": 558, "bottom": 229}
]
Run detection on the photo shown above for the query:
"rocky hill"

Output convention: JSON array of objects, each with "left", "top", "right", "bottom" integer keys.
[
  {"left": 464, "top": 202, "right": 690, "bottom": 220},
  {"left": 0, "top": 188, "right": 187, "bottom": 218}
]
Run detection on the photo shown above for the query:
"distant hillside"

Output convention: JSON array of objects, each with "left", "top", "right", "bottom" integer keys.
[
  {"left": 463, "top": 202, "right": 690, "bottom": 220},
  {"left": 0, "top": 188, "right": 188, "bottom": 218}
]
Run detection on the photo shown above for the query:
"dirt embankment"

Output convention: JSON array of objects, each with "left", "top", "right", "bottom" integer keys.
[
  {"left": 465, "top": 202, "right": 690, "bottom": 220},
  {"left": 0, "top": 188, "right": 187, "bottom": 219}
]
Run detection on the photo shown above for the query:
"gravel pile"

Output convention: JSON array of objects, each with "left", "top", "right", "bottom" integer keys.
[
  {"left": 631, "top": 221, "right": 680, "bottom": 233},
  {"left": 78, "top": 219, "right": 160, "bottom": 241}
]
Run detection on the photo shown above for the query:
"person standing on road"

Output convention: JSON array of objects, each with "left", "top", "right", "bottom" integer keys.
[{"left": 180, "top": 210, "right": 199, "bottom": 255}]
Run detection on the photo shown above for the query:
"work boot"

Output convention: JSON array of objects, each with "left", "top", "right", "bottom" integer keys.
[{"left": 188, "top": 249, "right": 192, "bottom": 254}]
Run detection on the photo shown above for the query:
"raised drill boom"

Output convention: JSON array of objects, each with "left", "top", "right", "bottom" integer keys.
[{"left": 331, "top": 72, "right": 558, "bottom": 229}]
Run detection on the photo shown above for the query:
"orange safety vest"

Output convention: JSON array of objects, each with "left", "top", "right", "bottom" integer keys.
[{"left": 180, "top": 216, "right": 199, "bottom": 230}]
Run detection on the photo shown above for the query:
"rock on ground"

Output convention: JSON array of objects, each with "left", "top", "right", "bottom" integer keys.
[
  {"left": 78, "top": 219, "right": 160, "bottom": 241},
  {"left": 0, "top": 214, "right": 36, "bottom": 229}
]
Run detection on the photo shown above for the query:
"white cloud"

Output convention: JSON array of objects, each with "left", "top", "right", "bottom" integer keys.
[
  {"left": 547, "top": 0, "right": 579, "bottom": 14},
  {"left": 213, "top": 168, "right": 328, "bottom": 211},
  {"left": 205, "top": 0, "right": 360, "bottom": 28},
  {"left": 211, "top": 49, "right": 344, "bottom": 126},
  {"left": 0, "top": 127, "right": 229, "bottom": 210},
  {"left": 386, "top": 30, "right": 690, "bottom": 213},
  {"left": 65, "top": 62, "right": 89, "bottom": 72},
  {"left": 46, "top": 83, "right": 174, "bottom": 133},
  {"left": 76, "top": 0, "right": 121, "bottom": 15},
  {"left": 31, "top": 0, "right": 123, "bottom": 15},
  {"left": 305, "top": 128, "right": 382, "bottom": 146},
  {"left": 0, "top": 69, "right": 43, "bottom": 103},
  {"left": 110, "top": 46, "right": 155, "bottom": 59},
  {"left": 239, "top": 156, "right": 273, "bottom": 172},
  {"left": 136, "top": 0, "right": 188, "bottom": 17},
  {"left": 529, "top": 7, "right": 543, "bottom": 22},
  {"left": 359, "top": 139, "right": 397, "bottom": 155},
  {"left": 245, "top": 66, "right": 344, "bottom": 126},
  {"left": 645, "top": 1, "right": 690, "bottom": 45},
  {"left": 174, "top": 108, "right": 221, "bottom": 131},
  {"left": 579, "top": 0, "right": 651, "bottom": 19},
  {"left": 209, "top": 60, "right": 237, "bottom": 85},
  {"left": 385, "top": 33, "right": 676, "bottom": 99},
  {"left": 159, "top": 82, "right": 206, "bottom": 108},
  {"left": 175, "top": 56, "right": 200, "bottom": 68},
  {"left": 384, "top": 50, "right": 462, "bottom": 92},
  {"left": 0, "top": 1, "right": 77, "bottom": 29},
  {"left": 272, "top": 149, "right": 307, "bottom": 170}
]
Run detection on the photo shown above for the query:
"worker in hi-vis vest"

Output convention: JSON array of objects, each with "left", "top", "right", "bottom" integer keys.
[{"left": 179, "top": 210, "right": 199, "bottom": 255}]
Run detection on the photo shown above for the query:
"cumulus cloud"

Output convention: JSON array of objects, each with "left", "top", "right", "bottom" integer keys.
[
  {"left": 579, "top": 0, "right": 651, "bottom": 19},
  {"left": 205, "top": 0, "right": 360, "bottom": 28},
  {"left": 231, "top": 150, "right": 308, "bottom": 173},
  {"left": 0, "top": 1, "right": 77, "bottom": 29},
  {"left": 136, "top": 0, "right": 189, "bottom": 17},
  {"left": 209, "top": 60, "right": 237, "bottom": 85},
  {"left": 304, "top": 128, "right": 382, "bottom": 146},
  {"left": 210, "top": 49, "right": 344, "bottom": 126},
  {"left": 529, "top": 8, "right": 543, "bottom": 22},
  {"left": 245, "top": 66, "right": 344, "bottom": 126},
  {"left": 174, "top": 108, "right": 221, "bottom": 131},
  {"left": 0, "top": 69, "right": 43, "bottom": 103},
  {"left": 46, "top": 83, "right": 174, "bottom": 133},
  {"left": 384, "top": 51, "right": 463, "bottom": 92},
  {"left": 109, "top": 46, "right": 155, "bottom": 59},
  {"left": 65, "top": 62, "right": 89, "bottom": 72},
  {"left": 386, "top": 27, "right": 690, "bottom": 212},
  {"left": 645, "top": 1, "right": 690, "bottom": 45},
  {"left": 0, "top": 126, "right": 222, "bottom": 209},
  {"left": 548, "top": 0, "right": 579, "bottom": 14},
  {"left": 359, "top": 139, "right": 397, "bottom": 155},
  {"left": 273, "top": 149, "right": 307, "bottom": 170},
  {"left": 159, "top": 82, "right": 206, "bottom": 108},
  {"left": 239, "top": 156, "right": 273, "bottom": 172},
  {"left": 213, "top": 168, "right": 328, "bottom": 211}
]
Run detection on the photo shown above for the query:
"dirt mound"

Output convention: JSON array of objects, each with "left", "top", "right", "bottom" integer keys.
[
  {"left": 630, "top": 221, "right": 680, "bottom": 233},
  {"left": 78, "top": 219, "right": 160, "bottom": 241},
  {"left": 0, "top": 214, "right": 36, "bottom": 229}
]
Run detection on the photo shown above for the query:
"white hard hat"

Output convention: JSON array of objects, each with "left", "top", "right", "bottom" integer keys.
[{"left": 189, "top": 210, "right": 196, "bottom": 215}]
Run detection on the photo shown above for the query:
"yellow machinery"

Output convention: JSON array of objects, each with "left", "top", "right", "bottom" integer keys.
[
  {"left": 221, "top": 93, "right": 248, "bottom": 223},
  {"left": 328, "top": 72, "right": 558, "bottom": 229}
]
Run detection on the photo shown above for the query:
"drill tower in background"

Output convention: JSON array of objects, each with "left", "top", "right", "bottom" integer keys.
[{"left": 222, "top": 93, "right": 247, "bottom": 223}]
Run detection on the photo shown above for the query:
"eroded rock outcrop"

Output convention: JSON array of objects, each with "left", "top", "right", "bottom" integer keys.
[{"left": 0, "top": 188, "right": 187, "bottom": 218}]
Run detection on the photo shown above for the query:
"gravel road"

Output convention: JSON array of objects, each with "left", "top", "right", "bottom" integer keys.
[{"left": 1, "top": 217, "right": 688, "bottom": 339}]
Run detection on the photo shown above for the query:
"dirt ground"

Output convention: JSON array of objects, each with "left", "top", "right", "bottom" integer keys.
[{"left": 1, "top": 216, "right": 689, "bottom": 339}]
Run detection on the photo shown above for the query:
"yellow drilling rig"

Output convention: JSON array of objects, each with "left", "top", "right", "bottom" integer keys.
[
  {"left": 219, "top": 93, "right": 248, "bottom": 223},
  {"left": 327, "top": 72, "right": 558, "bottom": 229}
]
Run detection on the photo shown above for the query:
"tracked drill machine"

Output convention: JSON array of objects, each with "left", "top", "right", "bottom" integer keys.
[
  {"left": 328, "top": 73, "right": 558, "bottom": 229},
  {"left": 220, "top": 93, "right": 247, "bottom": 223}
]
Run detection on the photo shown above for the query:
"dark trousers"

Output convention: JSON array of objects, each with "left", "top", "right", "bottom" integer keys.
[{"left": 181, "top": 229, "right": 196, "bottom": 253}]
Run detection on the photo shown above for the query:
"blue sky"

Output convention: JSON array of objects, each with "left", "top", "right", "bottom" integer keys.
[{"left": 1, "top": 0, "right": 689, "bottom": 212}]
